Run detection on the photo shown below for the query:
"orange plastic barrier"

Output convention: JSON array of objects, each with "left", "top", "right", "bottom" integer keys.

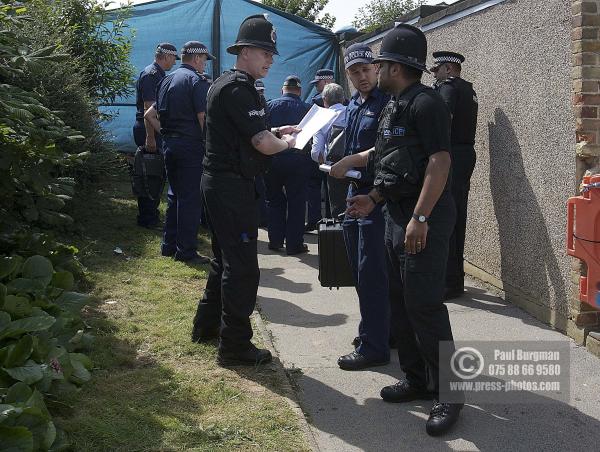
[{"left": 567, "top": 174, "right": 600, "bottom": 308}]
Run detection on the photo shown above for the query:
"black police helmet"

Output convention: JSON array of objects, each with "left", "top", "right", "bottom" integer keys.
[
  {"left": 227, "top": 14, "right": 279, "bottom": 56},
  {"left": 372, "top": 24, "right": 429, "bottom": 73}
]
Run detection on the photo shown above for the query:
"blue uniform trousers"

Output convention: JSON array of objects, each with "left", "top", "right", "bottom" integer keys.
[
  {"left": 161, "top": 136, "right": 204, "bottom": 260},
  {"left": 133, "top": 120, "right": 162, "bottom": 227},
  {"left": 385, "top": 192, "right": 456, "bottom": 395},
  {"left": 306, "top": 161, "right": 323, "bottom": 225},
  {"left": 343, "top": 185, "right": 390, "bottom": 361},
  {"left": 265, "top": 153, "right": 311, "bottom": 253}
]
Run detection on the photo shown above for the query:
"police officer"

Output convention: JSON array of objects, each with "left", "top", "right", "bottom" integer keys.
[
  {"left": 331, "top": 24, "right": 462, "bottom": 436},
  {"left": 191, "top": 15, "right": 298, "bottom": 366},
  {"left": 304, "top": 68, "right": 337, "bottom": 230},
  {"left": 265, "top": 76, "right": 311, "bottom": 254},
  {"left": 431, "top": 51, "right": 478, "bottom": 300},
  {"left": 331, "top": 43, "right": 391, "bottom": 371},
  {"left": 309, "top": 68, "right": 335, "bottom": 107},
  {"left": 133, "top": 43, "right": 178, "bottom": 228},
  {"left": 156, "top": 41, "right": 213, "bottom": 264}
]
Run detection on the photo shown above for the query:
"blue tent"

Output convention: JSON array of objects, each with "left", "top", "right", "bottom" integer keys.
[{"left": 103, "top": 0, "right": 340, "bottom": 151}]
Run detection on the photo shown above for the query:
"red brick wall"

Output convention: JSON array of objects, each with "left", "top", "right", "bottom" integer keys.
[{"left": 572, "top": 0, "right": 600, "bottom": 338}]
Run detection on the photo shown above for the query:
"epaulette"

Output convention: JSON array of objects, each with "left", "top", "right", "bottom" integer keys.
[
  {"left": 147, "top": 67, "right": 157, "bottom": 75},
  {"left": 234, "top": 70, "right": 250, "bottom": 83}
]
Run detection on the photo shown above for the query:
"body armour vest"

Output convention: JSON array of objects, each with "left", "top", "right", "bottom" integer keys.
[
  {"left": 369, "top": 84, "right": 428, "bottom": 201},
  {"left": 203, "top": 70, "right": 270, "bottom": 178}
]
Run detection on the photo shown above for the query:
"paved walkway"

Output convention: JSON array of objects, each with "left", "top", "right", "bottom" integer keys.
[{"left": 256, "top": 230, "right": 600, "bottom": 452}]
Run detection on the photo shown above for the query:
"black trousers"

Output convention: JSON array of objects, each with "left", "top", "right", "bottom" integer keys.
[
  {"left": 446, "top": 144, "right": 476, "bottom": 289},
  {"left": 193, "top": 172, "right": 260, "bottom": 352},
  {"left": 132, "top": 120, "right": 162, "bottom": 227},
  {"left": 385, "top": 192, "right": 456, "bottom": 394}
]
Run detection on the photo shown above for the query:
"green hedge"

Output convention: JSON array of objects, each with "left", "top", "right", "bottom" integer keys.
[{"left": 0, "top": 0, "right": 134, "bottom": 449}]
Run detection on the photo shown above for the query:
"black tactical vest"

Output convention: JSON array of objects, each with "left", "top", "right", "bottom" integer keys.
[
  {"left": 204, "top": 70, "right": 270, "bottom": 178},
  {"left": 370, "top": 83, "right": 428, "bottom": 201}
]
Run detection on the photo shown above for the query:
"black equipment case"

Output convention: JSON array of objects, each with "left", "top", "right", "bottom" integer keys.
[{"left": 317, "top": 219, "right": 355, "bottom": 288}]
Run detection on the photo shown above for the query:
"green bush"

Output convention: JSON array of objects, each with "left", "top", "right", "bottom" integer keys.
[{"left": 0, "top": 255, "right": 92, "bottom": 451}]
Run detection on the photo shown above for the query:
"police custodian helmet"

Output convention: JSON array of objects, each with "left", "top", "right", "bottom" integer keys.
[
  {"left": 372, "top": 23, "right": 429, "bottom": 73},
  {"left": 227, "top": 14, "right": 279, "bottom": 56}
]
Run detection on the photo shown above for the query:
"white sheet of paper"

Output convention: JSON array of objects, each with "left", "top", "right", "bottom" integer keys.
[
  {"left": 293, "top": 104, "right": 338, "bottom": 150},
  {"left": 318, "top": 164, "right": 362, "bottom": 180}
]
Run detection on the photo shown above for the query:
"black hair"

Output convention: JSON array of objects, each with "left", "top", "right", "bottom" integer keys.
[{"left": 399, "top": 64, "right": 423, "bottom": 81}]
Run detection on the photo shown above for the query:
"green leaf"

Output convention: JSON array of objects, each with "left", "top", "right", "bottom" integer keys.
[
  {"left": 15, "top": 407, "right": 50, "bottom": 451},
  {"left": 54, "top": 291, "right": 89, "bottom": 313},
  {"left": 0, "top": 256, "right": 20, "bottom": 279},
  {"left": 50, "top": 271, "right": 73, "bottom": 291},
  {"left": 1, "top": 295, "right": 32, "bottom": 318},
  {"left": 35, "top": 195, "right": 65, "bottom": 212},
  {"left": 21, "top": 256, "right": 53, "bottom": 288},
  {"left": 0, "top": 404, "right": 24, "bottom": 423},
  {"left": 21, "top": 206, "right": 39, "bottom": 222},
  {"left": 0, "top": 316, "right": 56, "bottom": 340},
  {"left": 0, "top": 312, "right": 11, "bottom": 329},
  {"left": 5, "top": 382, "right": 32, "bottom": 404},
  {"left": 3, "top": 360, "right": 44, "bottom": 384},
  {"left": 6, "top": 279, "right": 46, "bottom": 294},
  {"left": 2, "top": 335, "right": 33, "bottom": 367},
  {"left": 68, "top": 353, "right": 92, "bottom": 385},
  {"left": 25, "top": 390, "right": 51, "bottom": 420},
  {"left": 0, "top": 425, "right": 33, "bottom": 451},
  {"left": 0, "top": 283, "right": 6, "bottom": 303}
]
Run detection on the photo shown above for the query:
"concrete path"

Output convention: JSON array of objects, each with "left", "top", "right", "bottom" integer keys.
[{"left": 256, "top": 230, "right": 600, "bottom": 452}]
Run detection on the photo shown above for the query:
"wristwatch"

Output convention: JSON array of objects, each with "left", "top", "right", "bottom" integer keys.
[{"left": 412, "top": 213, "right": 428, "bottom": 223}]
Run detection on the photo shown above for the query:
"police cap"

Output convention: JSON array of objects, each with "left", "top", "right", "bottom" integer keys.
[
  {"left": 156, "top": 43, "right": 180, "bottom": 60},
  {"left": 372, "top": 24, "right": 429, "bottom": 73},
  {"left": 430, "top": 51, "right": 465, "bottom": 71},
  {"left": 310, "top": 69, "right": 335, "bottom": 85},
  {"left": 283, "top": 75, "right": 301, "bottom": 88},
  {"left": 227, "top": 14, "right": 279, "bottom": 56},
  {"left": 181, "top": 41, "right": 215, "bottom": 60},
  {"left": 344, "top": 43, "right": 374, "bottom": 69}
]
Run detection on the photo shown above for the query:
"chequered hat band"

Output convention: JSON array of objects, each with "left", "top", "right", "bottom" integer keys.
[
  {"left": 157, "top": 47, "right": 177, "bottom": 56},
  {"left": 344, "top": 50, "right": 374, "bottom": 65},
  {"left": 435, "top": 56, "right": 462, "bottom": 65},
  {"left": 182, "top": 47, "right": 210, "bottom": 55},
  {"left": 314, "top": 75, "right": 334, "bottom": 80}
]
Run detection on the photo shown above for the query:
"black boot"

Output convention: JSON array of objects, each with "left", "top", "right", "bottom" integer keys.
[
  {"left": 380, "top": 379, "right": 433, "bottom": 403},
  {"left": 191, "top": 325, "right": 219, "bottom": 343},
  {"left": 426, "top": 401, "right": 463, "bottom": 436},
  {"left": 217, "top": 345, "right": 272, "bottom": 366},
  {"left": 337, "top": 350, "right": 389, "bottom": 371}
]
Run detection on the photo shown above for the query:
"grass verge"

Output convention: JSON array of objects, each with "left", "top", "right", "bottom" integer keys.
[{"left": 53, "top": 165, "right": 310, "bottom": 451}]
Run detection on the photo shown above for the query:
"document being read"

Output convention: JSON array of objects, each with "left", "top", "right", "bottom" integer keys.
[{"left": 293, "top": 104, "right": 338, "bottom": 150}]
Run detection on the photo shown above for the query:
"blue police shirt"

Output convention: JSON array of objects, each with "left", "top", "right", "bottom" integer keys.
[
  {"left": 267, "top": 93, "right": 310, "bottom": 128},
  {"left": 344, "top": 86, "right": 390, "bottom": 156},
  {"left": 311, "top": 92, "right": 325, "bottom": 108},
  {"left": 156, "top": 64, "right": 209, "bottom": 142},
  {"left": 135, "top": 62, "right": 165, "bottom": 121}
]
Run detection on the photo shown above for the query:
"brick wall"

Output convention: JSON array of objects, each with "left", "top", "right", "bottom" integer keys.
[{"left": 571, "top": 0, "right": 600, "bottom": 341}]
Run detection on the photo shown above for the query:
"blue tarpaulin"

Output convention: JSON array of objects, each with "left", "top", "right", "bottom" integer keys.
[{"left": 103, "top": 0, "right": 340, "bottom": 151}]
